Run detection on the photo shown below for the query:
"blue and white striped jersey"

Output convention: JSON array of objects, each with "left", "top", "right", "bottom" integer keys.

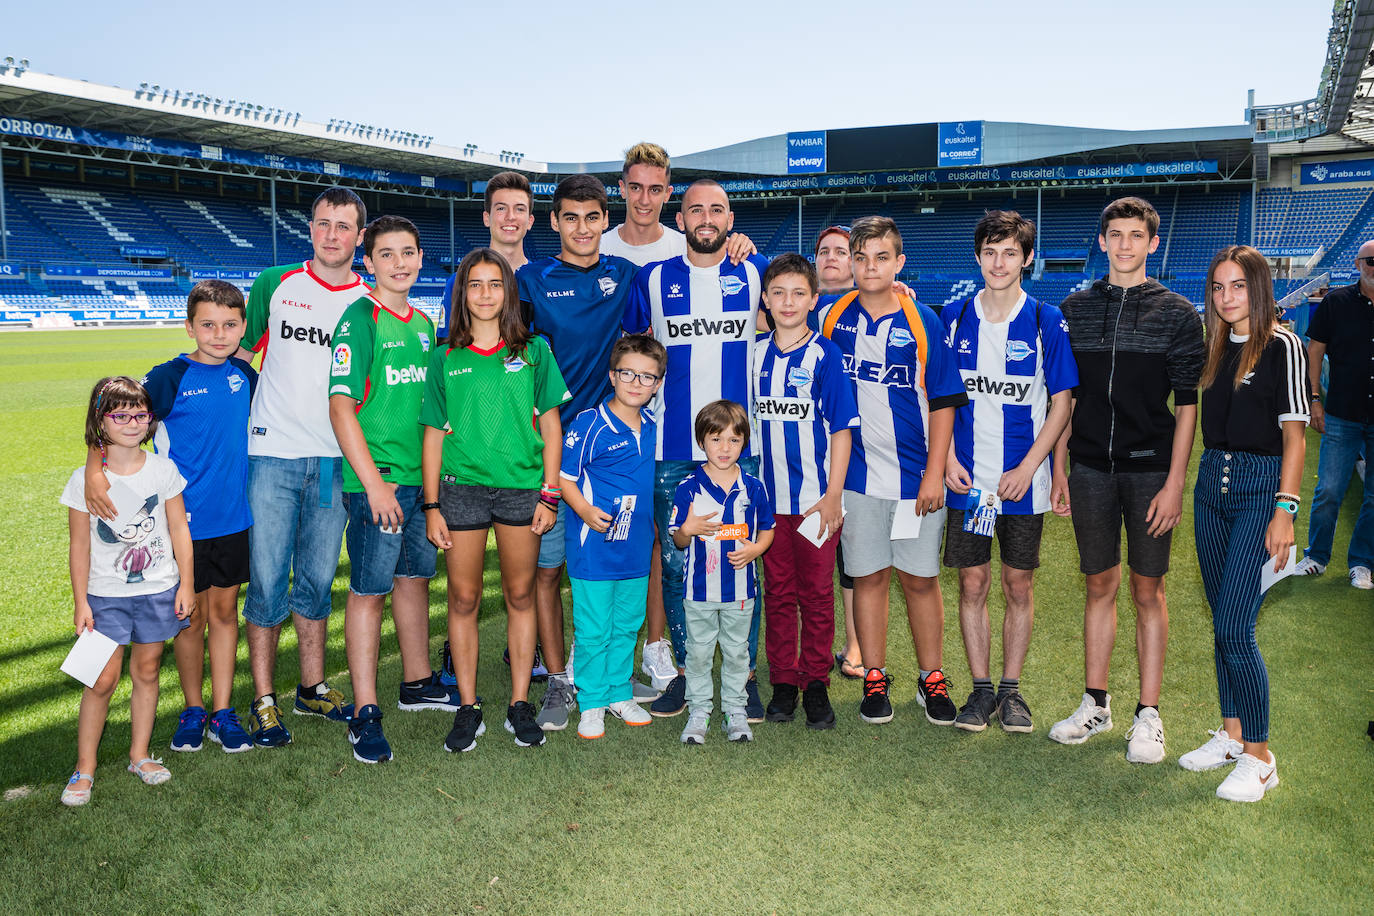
[
  {"left": 752, "top": 331, "right": 860, "bottom": 515},
  {"left": 670, "top": 466, "right": 774, "bottom": 603},
  {"left": 819, "top": 292, "right": 967, "bottom": 500},
  {"left": 941, "top": 292, "right": 1078, "bottom": 515},
  {"left": 622, "top": 254, "right": 767, "bottom": 461}
]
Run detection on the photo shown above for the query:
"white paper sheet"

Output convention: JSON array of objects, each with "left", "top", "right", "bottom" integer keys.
[
  {"left": 60, "top": 629, "right": 119, "bottom": 688},
  {"left": 890, "top": 500, "right": 925, "bottom": 540},
  {"left": 798, "top": 507, "right": 847, "bottom": 547},
  {"left": 1260, "top": 546, "right": 1298, "bottom": 595}
]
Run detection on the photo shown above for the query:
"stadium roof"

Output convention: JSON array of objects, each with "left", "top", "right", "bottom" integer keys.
[{"left": 1332, "top": 0, "right": 1374, "bottom": 144}]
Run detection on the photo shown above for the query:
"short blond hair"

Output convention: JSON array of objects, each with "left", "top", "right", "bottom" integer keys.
[{"left": 622, "top": 142, "right": 670, "bottom": 179}]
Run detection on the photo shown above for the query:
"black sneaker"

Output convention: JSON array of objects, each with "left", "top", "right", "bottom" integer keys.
[
  {"left": 802, "top": 680, "right": 836, "bottom": 730},
  {"left": 954, "top": 688, "right": 997, "bottom": 733},
  {"left": 444, "top": 703, "right": 485, "bottom": 753},
  {"left": 649, "top": 674, "right": 687, "bottom": 717},
  {"left": 347, "top": 704, "right": 392, "bottom": 763},
  {"left": 995, "top": 690, "right": 1034, "bottom": 733},
  {"left": 765, "top": 684, "right": 798, "bottom": 722},
  {"left": 744, "top": 678, "right": 765, "bottom": 723},
  {"left": 916, "top": 670, "right": 957, "bottom": 726},
  {"left": 398, "top": 671, "right": 461, "bottom": 712},
  {"left": 859, "top": 669, "right": 893, "bottom": 724},
  {"left": 504, "top": 700, "right": 545, "bottom": 747}
]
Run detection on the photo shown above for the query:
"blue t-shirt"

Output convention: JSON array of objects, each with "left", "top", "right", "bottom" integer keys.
[
  {"left": 941, "top": 292, "right": 1078, "bottom": 515},
  {"left": 143, "top": 354, "right": 256, "bottom": 539},
  {"left": 669, "top": 466, "right": 774, "bottom": 604},
  {"left": 518, "top": 255, "right": 639, "bottom": 423},
  {"left": 559, "top": 399, "right": 656, "bottom": 581},
  {"left": 622, "top": 254, "right": 768, "bottom": 461}
]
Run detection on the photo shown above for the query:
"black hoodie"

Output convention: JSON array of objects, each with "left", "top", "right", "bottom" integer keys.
[{"left": 1060, "top": 277, "right": 1205, "bottom": 474}]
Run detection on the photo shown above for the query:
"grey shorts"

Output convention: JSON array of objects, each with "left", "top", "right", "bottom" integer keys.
[
  {"left": 1067, "top": 464, "right": 1172, "bottom": 577},
  {"left": 839, "top": 490, "right": 945, "bottom": 578},
  {"left": 438, "top": 483, "right": 538, "bottom": 531},
  {"left": 942, "top": 510, "right": 1044, "bottom": 570}
]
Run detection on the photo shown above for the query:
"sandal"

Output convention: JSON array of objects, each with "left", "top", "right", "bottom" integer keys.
[
  {"left": 127, "top": 757, "right": 171, "bottom": 786},
  {"left": 835, "top": 653, "right": 864, "bottom": 680},
  {"left": 61, "top": 771, "right": 93, "bottom": 807}
]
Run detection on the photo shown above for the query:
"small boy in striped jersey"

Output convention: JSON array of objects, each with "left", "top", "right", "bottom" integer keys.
[{"left": 670, "top": 400, "right": 775, "bottom": 744}]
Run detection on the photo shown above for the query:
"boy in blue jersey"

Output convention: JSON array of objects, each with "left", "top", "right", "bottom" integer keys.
[
  {"left": 560, "top": 335, "right": 666, "bottom": 739},
  {"left": 753, "top": 254, "right": 858, "bottom": 729},
  {"left": 670, "top": 401, "right": 775, "bottom": 744},
  {"left": 519, "top": 174, "right": 647, "bottom": 731},
  {"left": 940, "top": 211, "right": 1076, "bottom": 735},
  {"left": 819, "top": 215, "right": 968, "bottom": 727},
  {"left": 142, "top": 280, "right": 257, "bottom": 753},
  {"left": 622, "top": 179, "right": 772, "bottom": 721}
]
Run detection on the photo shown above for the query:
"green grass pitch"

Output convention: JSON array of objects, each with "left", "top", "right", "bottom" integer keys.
[{"left": 0, "top": 328, "right": 1370, "bottom": 914}]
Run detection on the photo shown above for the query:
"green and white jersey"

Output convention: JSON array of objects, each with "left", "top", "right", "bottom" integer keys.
[
  {"left": 243, "top": 261, "right": 369, "bottom": 459},
  {"left": 419, "top": 336, "right": 570, "bottom": 490},
  {"left": 329, "top": 293, "right": 436, "bottom": 492}
]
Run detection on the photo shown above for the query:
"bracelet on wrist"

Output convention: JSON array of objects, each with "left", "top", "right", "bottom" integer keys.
[
  {"left": 421, "top": 501, "right": 441, "bottom": 512},
  {"left": 1274, "top": 492, "right": 1301, "bottom": 504},
  {"left": 538, "top": 495, "right": 559, "bottom": 510},
  {"left": 1274, "top": 499, "right": 1299, "bottom": 516}
]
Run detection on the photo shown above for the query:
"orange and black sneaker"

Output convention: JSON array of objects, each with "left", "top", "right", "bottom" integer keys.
[
  {"left": 917, "top": 670, "right": 957, "bottom": 726},
  {"left": 859, "top": 668, "right": 893, "bottom": 724}
]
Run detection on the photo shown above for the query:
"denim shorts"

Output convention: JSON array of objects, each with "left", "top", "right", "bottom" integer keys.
[
  {"left": 242, "top": 455, "right": 346, "bottom": 628},
  {"left": 89, "top": 584, "right": 188, "bottom": 645},
  {"left": 343, "top": 486, "right": 437, "bottom": 596},
  {"left": 536, "top": 501, "right": 568, "bottom": 569},
  {"left": 439, "top": 483, "right": 538, "bottom": 530}
]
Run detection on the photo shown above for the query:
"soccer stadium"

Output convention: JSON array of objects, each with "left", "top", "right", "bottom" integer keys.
[{"left": 3, "top": 2, "right": 1373, "bottom": 913}]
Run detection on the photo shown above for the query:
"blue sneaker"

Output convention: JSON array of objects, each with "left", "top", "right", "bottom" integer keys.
[
  {"left": 170, "top": 706, "right": 207, "bottom": 752},
  {"left": 247, "top": 694, "right": 292, "bottom": 747},
  {"left": 398, "top": 671, "right": 462, "bottom": 712},
  {"left": 348, "top": 705, "right": 392, "bottom": 763},
  {"left": 503, "top": 645, "right": 550, "bottom": 682},
  {"left": 438, "top": 639, "right": 457, "bottom": 688},
  {"left": 208, "top": 707, "right": 254, "bottom": 753},
  {"left": 745, "top": 678, "right": 765, "bottom": 724},
  {"left": 293, "top": 682, "right": 354, "bottom": 721},
  {"left": 650, "top": 674, "right": 687, "bottom": 717}
]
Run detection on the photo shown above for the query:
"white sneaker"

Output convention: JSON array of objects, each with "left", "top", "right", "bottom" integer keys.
[
  {"left": 680, "top": 709, "right": 709, "bottom": 745},
  {"left": 577, "top": 707, "right": 606, "bottom": 740},
  {"left": 1216, "top": 751, "right": 1278, "bottom": 802},
  {"left": 1125, "top": 707, "right": 1166, "bottom": 764},
  {"left": 1048, "top": 693, "right": 1113, "bottom": 745},
  {"left": 1350, "top": 566, "right": 1373, "bottom": 589},
  {"left": 1178, "top": 726, "right": 1243, "bottom": 771},
  {"left": 608, "top": 699, "right": 652, "bottom": 726},
  {"left": 722, "top": 708, "right": 753, "bottom": 743},
  {"left": 641, "top": 639, "right": 677, "bottom": 691},
  {"left": 1292, "top": 556, "right": 1326, "bottom": 576}
]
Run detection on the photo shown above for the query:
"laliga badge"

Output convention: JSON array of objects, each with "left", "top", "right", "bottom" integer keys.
[{"left": 963, "top": 488, "right": 999, "bottom": 538}]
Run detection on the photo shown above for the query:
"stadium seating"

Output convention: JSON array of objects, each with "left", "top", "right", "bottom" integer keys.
[{"left": 0, "top": 169, "right": 1363, "bottom": 315}]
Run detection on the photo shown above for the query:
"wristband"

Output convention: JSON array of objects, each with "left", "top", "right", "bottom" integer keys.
[
  {"left": 421, "top": 501, "right": 441, "bottom": 511},
  {"left": 540, "top": 484, "right": 562, "bottom": 497},
  {"left": 1275, "top": 499, "right": 1299, "bottom": 516},
  {"left": 538, "top": 495, "right": 560, "bottom": 510},
  {"left": 1274, "top": 492, "right": 1301, "bottom": 504}
]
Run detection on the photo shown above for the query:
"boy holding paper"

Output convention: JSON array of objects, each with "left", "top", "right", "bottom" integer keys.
[
  {"left": 940, "top": 211, "right": 1076, "bottom": 735},
  {"left": 818, "top": 216, "right": 967, "bottom": 727},
  {"left": 752, "top": 254, "right": 858, "bottom": 729}
]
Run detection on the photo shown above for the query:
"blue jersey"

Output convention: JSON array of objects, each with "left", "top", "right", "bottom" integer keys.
[
  {"left": 819, "top": 291, "right": 967, "bottom": 500},
  {"left": 752, "top": 331, "right": 860, "bottom": 515},
  {"left": 518, "top": 255, "right": 639, "bottom": 423},
  {"left": 560, "top": 400, "right": 657, "bottom": 581},
  {"left": 143, "top": 355, "right": 256, "bottom": 539},
  {"left": 942, "top": 293, "right": 1078, "bottom": 514},
  {"left": 670, "top": 466, "right": 774, "bottom": 603},
  {"left": 622, "top": 254, "right": 767, "bottom": 461}
]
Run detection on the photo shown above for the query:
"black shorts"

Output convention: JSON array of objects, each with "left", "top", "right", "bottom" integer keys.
[
  {"left": 193, "top": 528, "right": 251, "bottom": 593},
  {"left": 1067, "top": 464, "right": 1172, "bottom": 577},
  {"left": 942, "top": 511, "right": 1044, "bottom": 570},
  {"left": 439, "top": 483, "right": 538, "bottom": 531}
]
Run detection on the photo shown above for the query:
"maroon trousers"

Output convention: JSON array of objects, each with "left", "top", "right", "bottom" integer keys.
[{"left": 762, "top": 514, "right": 837, "bottom": 687}]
